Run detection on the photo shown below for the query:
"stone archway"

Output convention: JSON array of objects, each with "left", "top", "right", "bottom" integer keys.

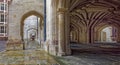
[
  {"left": 20, "top": 11, "right": 44, "bottom": 49},
  {"left": 94, "top": 23, "right": 118, "bottom": 43},
  {"left": 20, "top": 11, "right": 44, "bottom": 41}
]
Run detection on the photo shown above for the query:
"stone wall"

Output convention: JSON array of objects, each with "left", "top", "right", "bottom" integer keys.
[{"left": 8, "top": 0, "right": 44, "bottom": 40}]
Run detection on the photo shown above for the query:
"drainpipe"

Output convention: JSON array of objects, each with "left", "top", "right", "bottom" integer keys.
[{"left": 44, "top": 0, "right": 46, "bottom": 41}]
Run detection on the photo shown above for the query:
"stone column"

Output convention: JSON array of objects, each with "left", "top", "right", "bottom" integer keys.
[
  {"left": 58, "top": 8, "right": 66, "bottom": 56},
  {"left": 65, "top": 12, "right": 71, "bottom": 55},
  {"left": 117, "top": 30, "right": 120, "bottom": 43},
  {"left": 90, "top": 27, "right": 94, "bottom": 43},
  {"left": 57, "top": 0, "right": 66, "bottom": 56},
  {"left": 86, "top": 28, "right": 89, "bottom": 43}
]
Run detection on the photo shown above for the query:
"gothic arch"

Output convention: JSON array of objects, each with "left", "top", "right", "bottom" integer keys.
[
  {"left": 94, "top": 22, "right": 118, "bottom": 43},
  {"left": 20, "top": 11, "right": 44, "bottom": 40}
]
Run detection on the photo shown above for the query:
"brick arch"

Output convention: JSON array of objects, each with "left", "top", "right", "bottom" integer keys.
[{"left": 20, "top": 10, "right": 44, "bottom": 40}]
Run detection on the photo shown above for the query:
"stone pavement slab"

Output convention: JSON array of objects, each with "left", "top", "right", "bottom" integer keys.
[{"left": 0, "top": 50, "right": 60, "bottom": 65}]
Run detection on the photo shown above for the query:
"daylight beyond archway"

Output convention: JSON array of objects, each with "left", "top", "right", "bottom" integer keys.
[
  {"left": 24, "top": 15, "right": 41, "bottom": 49},
  {"left": 100, "top": 26, "right": 117, "bottom": 43}
]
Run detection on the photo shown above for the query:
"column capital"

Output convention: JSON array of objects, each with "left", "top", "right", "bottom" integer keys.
[{"left": 57, "top": 8, "right": 68, "bottom": 14}]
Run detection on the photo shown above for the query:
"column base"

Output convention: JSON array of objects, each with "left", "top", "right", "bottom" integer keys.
[
  {"left": 66, "top": 49, "right": 71, "bottom": 55},
  {"left": 58, "top": 52, "right": 65, "bottom": 56}
]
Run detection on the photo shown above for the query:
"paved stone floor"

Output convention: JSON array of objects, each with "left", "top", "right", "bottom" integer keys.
[
  {"left": 58, "top": 53, "right": 120, "bottom": 65},
  {"left": 0, "top": 41, "right": 60, "bottom": 65},
  {"left": 0, "top": 50, "right": 59, "bottom": 65},
  {"left": 25, "top": 40, "right": 40, "bottom": 50},
  {"left": 67, "top": 43, "right": 120, "bottom": 65},
  {"left": 0, "top": 41, "right": 120, "bottom": 65}
]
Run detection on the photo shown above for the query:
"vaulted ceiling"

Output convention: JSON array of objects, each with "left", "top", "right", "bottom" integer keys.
[{"left": 69, "top": 0, "right": 120, "bottom": 31}]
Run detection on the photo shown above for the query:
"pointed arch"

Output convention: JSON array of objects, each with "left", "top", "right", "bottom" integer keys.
[{"left": 20, "top": 10, "right": 44, "bottom": 40}]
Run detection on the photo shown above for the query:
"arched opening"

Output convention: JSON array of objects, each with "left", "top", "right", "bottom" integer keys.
[
  {"left": 100, "top": 26, "right": 117, "bottom": 43},
  {"left": 20, "top": 11, "right": 44, "bottom": 49},
  {"left": 70, "top": 22, "right": 82, "bottom": 44},
  {"left": 70, "top": 30, "right": 78, "bottom": 43},
  {"left": 24, "top": 15, "right": 38, "bottom": 41},
  {"left": 95, "top": 25, "right": 118, "bottom": 43}
]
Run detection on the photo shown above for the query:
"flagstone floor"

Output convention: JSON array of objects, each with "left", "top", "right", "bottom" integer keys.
[{"left": 0, "top": 50, "right": 59, "bottom": 65}]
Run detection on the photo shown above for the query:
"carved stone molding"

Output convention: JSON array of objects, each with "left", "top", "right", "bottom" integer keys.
[{"left": 57, "top": 8, "right": 68, "bottom": 14}]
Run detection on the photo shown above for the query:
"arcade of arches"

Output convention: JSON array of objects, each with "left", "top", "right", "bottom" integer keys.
[
  {"left": 2, "top": 0, "right": 120, "bottom": 56},
  {"left": 45, "top": 0, "right": 120, "bottom": 56},
  {"left": 0, "top": 0, "right": 120, "bottom": 64},
  {"left": 5, "top": 0, "right": 120, "bottom": 55}
]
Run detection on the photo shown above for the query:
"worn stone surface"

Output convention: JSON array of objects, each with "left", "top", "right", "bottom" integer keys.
[
  {"left": 58, "top": 53, "right": 120, "bottom": 65},
  {"left": 0, "top": 50, "right": 59, "bottom": 65}
]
